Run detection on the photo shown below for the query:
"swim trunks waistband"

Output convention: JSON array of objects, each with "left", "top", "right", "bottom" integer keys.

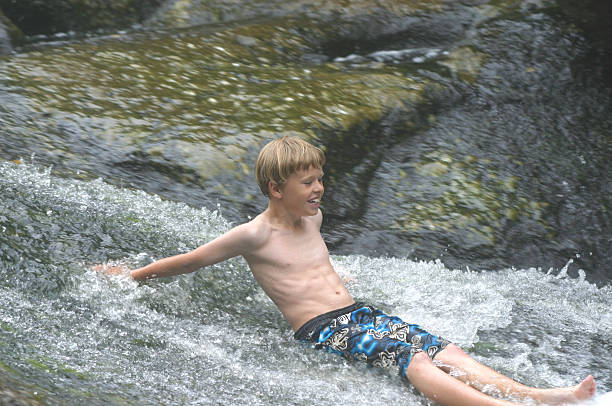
[{"left": 294, "top": 302, "right": 364, "bottom": 341}]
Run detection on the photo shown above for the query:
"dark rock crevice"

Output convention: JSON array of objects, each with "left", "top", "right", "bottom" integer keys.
[{"left": 0, "top": 0, "right": 165, "bottom": 36}]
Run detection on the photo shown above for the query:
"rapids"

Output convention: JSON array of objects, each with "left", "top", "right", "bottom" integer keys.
[
  {"left": 1, "top": 0, "right": 611, "bottom": 404},
  {"left": 0, "top": 161, "right": 610, "bottom": 405}
]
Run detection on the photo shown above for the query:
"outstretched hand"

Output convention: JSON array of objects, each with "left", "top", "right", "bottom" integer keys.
[{"left": 92, "top": 263, "right": 131, "bottom": 277}]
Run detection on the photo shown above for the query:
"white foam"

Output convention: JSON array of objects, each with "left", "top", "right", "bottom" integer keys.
[
  {"left": 1, "top": 161, "right": 610, "bottom": 404},
  {"left": 579, "top": 392, "right": 612, "bottom": 406}
]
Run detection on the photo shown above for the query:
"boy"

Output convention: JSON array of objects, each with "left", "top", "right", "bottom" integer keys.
[{"left": 96, "top": 136, "right": 596, "bottom": 406}]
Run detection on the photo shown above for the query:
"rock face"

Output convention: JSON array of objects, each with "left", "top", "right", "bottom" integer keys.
[
  {"left": 0, "top": 8, "right": 22, "bottom": 54},
  {"left": 0, "top": 0, "right": 165, "bottom": 35},
  {"left": 556, "top": 0, "right": 612, "bottom": 83},
  {"left": 556, "top": 0, "right": 612, "bottom": 49},
  {"left": 0, "top": 19, "right": 11, "bottom": 54},
  {"left": 0, "top": 0, "right": 609, "bottom": 280}
]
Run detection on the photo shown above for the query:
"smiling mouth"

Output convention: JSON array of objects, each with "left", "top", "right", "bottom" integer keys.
[{"left": 308, "top": 199, "right": 320, "bottom": 204}]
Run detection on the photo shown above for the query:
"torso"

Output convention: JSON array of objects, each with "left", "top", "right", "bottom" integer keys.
[{"left": 241, "top": 211, "right": 354, "bottom": 331}]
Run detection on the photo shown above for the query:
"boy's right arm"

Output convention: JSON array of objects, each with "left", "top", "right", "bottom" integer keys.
[{"left": 96, "top": 224, "right": 253, "bottom": 281}]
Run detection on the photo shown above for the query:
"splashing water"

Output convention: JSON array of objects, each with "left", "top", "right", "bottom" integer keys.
[{"left": 0, "top": 160, "right": 610, "bottom": 405}]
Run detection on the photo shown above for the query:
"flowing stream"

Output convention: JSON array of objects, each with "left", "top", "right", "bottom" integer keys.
[
  {"left": 0, "top": 161, "right": 610, "bottom": 405},
  {"left": 1, "top": 1, "right": 611, "bottom": 404}
]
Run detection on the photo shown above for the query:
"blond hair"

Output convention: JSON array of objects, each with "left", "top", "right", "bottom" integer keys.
[{"left": 255, "top": 136, "right": 325, "bottom": 196}]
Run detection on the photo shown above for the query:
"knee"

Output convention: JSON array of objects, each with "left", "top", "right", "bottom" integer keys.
[
  {"left": 436, "top": 343, "right": 467, "bottom": 361},
  {"left": 404, "top": 351, "right": 434, "bottom": 378},
  {"left": 411, "top": 350, "right": 432, "bottom": 364},
  {"left": 435, "top": 344, "right": 470, "bottom": 367},
  {"left": 441, "top": 343, "right": 464, "bottom": 355}
]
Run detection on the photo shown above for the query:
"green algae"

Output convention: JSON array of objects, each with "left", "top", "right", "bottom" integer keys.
[
  {"left": 150, "top": 0, "right": 447, "bottom": 30},
  {"left": 0, "top": 359, "right": 17, "bottom": 375},
  {"left": 438, "top": 47, "right": 487, "bottom": 84},
  {"left": 131, "top": 336, "right": 167, "bottom": 349},
  {"left": 392, "top": 151, "right": 550, "bottom": 245},
  {"left": 471, "top": 341, "right": 501, "bottom": 353},
  {"left": 1, "top": 0, "right": 607, "bottom": 275},
  {"left": 26, "top": 357, "right": 88, "bottom": 380},
  {"left": 0, "top": 18, "right": 427, "bottom": 186},
  {"left": 0, "top": 321, "right": 14, "bottom": 333}
]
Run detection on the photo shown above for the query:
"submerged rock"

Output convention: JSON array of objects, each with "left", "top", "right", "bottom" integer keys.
[{"left": 0, "top": 15, "right": 430, "bottom": 217}]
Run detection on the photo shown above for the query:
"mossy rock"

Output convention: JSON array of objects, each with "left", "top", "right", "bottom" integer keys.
[
  {"left": 148, "top": 0, "right": 446, "bottom": 30},
  {"left": 0, "top": 16, "right": 432, "bottom": 213},
  {"left": 1, "top": 0, "right": 609, "bottom": 276},
  {"left": 0, "top": 0, "right": 165, "bottom": 35}
]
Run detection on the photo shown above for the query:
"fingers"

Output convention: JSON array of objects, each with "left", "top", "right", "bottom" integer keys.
[{"left": 92, "top": 263, "right": 128, "bottom": 276}]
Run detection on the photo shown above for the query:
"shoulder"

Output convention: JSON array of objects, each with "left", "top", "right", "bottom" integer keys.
[
  {"left": 231, "top": 215, "right": 272, "bottom": 251},
  {"left": 307, "top": 208, "right": 323, "bottom": 229}
]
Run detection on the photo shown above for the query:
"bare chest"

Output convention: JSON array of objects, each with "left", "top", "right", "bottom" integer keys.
[{"left": 253, "top": 229, "right": 330, "bottom": 270}]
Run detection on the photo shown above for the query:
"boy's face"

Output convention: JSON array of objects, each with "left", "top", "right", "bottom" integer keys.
[{"left": 278, "top": 166, "right": 324, "bottom": 217}]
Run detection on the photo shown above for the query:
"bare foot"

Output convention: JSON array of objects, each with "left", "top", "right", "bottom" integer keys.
[
  {"left": 573, "top": 375, "right": 596, "bottom": 401},
  {"left": 534, "top": 375, "right": 596, "bottom": 405}
]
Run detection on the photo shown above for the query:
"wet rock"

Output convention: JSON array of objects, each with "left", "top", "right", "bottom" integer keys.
[
  {"left": 0, "top": 17, "right": 11, "bottom": 54},
  {"left": 300, "top": 53, "right": 329, "bottom": 64},
  {"left": 0, "top": 387, "right": 44, "bottom": 406},
  {"left": 0, "top": 0, "right": 165, "bottom": 35},
  {"left": 556, "top": 0, "right": 612, "bottom": 83},
  {"left": 148, "top": 0, "right": 448, "bottom": 36},
  {"left": 0, "top": 16, "right": 429, "bottom": 222},
  {"left": 0, "top": 0, "right": 609, "bottom": 280},
  {"left": 556, "top": 0, "right": 612, "bottom": 52},
  {"left": 0, "top": 8, "right": 22, "bottom": 54},
  {"left": 0, "top": 371, "right": 45, "bottom": 406},
  {"left": 317, "top": 2, "right": 611, "bottom": 279},
  {"left": 234, "top": 34, "right": 258, "bottom": 47}
]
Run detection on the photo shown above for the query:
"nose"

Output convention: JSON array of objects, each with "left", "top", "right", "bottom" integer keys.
[{"left": 314, "top": 179, "right": 324, "bottom": 193}]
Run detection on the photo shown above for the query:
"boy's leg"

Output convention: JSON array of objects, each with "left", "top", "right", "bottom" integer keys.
[
  {"left": 434, "top": 344, "right": 596, "bottom": 405},
  {"left": 405, "top": 351, "right": 519, "bottom": 406}
]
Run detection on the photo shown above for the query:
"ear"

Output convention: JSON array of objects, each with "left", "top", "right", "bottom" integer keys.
[{"left": 268, "top": 181, "right": 283, "bottom": 199}]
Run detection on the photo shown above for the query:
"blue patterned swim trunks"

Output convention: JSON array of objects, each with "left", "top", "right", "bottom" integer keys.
[{"left": 294, "top": 302, "right": 451, "bottom": 378}]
